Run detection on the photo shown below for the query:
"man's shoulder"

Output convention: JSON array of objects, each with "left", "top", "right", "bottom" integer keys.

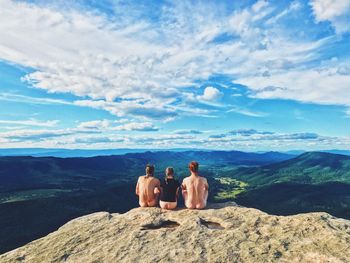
[
  {"left": 199, "top": 176, "right": 207, "bottom": 181},
  {"left": 182, "top": 176, "right": 190, "bottom": 182},
  {"left": 148, "top": 177, "right": 160, "bottom": 184}
]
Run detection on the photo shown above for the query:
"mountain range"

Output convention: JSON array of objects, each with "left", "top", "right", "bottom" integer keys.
[
  {"left": 1, "top": 150, "right": 350, "bottom": 254},
  {"left": 1, "top": 147, "right": 350, "bottom": 158}
]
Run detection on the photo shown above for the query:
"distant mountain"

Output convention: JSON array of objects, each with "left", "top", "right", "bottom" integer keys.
[
  {"left": 284, "top": 150, "right": 305, "bottom": 155},
  {"left": 0, "top": 148, "right": 296, "bottom": 160},
  {"left": 0, "top": 150, "right": 294, "bottom": 253},
  {"left": 320, "top": 149, "right": 350, "bottom": 156},
  {"left": 284, "top": 150, "right": 350, "bottom": 156},
  {"left": 1, "top": 151, "right": 348, "bottom": 254},
  {"left": 124, "top": 150, "right": 295, "bottom": 166},
  {"left": 0, "top": 148, "right": 152, "bottom": 157},
  {"left": 232, "top": 152, "right": 350, "bottom": 220},
  {"left": 232, "top": 152, "right": 350, "bottom": 187},
  {"left": 2, "top": 147, "right": 350, "bottom": 158}
]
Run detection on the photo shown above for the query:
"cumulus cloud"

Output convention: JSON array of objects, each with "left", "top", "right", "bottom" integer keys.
[
  {"left": 197, "top": 87, "right": 223, "bottom": 102},
  {"left": 1, "top": 0, "right": 346, "bottom": 124},
  {"left": 0, "top": 123, "right": 346, "bottom": 151},
  {"left": 1, "top": 0, "right": 350, "bottom": 152},
  {"left": 73, "top": 99, "right": 178, "bottom": 120},
  {"left": 236, "top": 66, "right": 350, "bottom": 106},
  {"left": 310, "top": 0, "right": 350, "bottom": 33}
]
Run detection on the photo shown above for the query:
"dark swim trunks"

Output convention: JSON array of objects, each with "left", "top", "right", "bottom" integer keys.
[{"left": 160, "top": 178, "right": 180, "bottom": 202}]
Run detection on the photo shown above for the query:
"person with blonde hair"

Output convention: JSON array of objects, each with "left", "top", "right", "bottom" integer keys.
[{"left": 159, "top": 167, "right": 180, "bottom": 210}]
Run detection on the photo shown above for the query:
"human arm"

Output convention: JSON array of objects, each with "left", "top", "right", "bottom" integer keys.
[
  {"left": 135, "top": 177, "right": 140, "bottom": 195},
  {"left": 154, "top": 179, "right": 161, "bottom": 195},
  {"left": 204, "top": 179, "right": 209, "bottom": 191},
  {"left": 176, "top": 180, "right": 180, "bottom": 197},
  {"left": 181, "top": 179, "right": 187, "bottom": 194}
]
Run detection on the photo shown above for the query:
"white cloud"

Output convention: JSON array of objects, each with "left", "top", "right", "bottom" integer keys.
[
  {"left": 236, "top": 66, "right": 350, "bottom": 106},
  {"left": 1, "top": 129, "right": 75, "bottom": 141},
  {"left": 310, "top": 0, "right": 350, "bottom": 33},
  {"left": 112, "top": 122, "right": 158, "bottom": 132},
  {"left": 345, "top": 108, "right": 350, "bottom": 117},
  {"left": 0, "top": 123, "right": 349, "bottom": 151},
  {"left": 73, "top": 99, "right": 178, "bottom": 120},
  {"left": 0, "top": 0, "right": 349, "bottom": 126},
  {"left": 227, "top": 107, "right": 267, "bottom": 117},
  {"left": 0, "top": 118, "right": 59, "bottom": 127},
  {"left": 77, "top": 119, "right": 113, "bottom": 129},
  {"left": 77, "top": 119, "right": 158, "bottom": 132},
  {"left": 0, "top": 93, "right": 73, "bottom": 105},
  {"left": 252, "top": 0, "right": 269, "bottom": 13},
  {"left": 266, "top": 1, "right": 302, "bottom": 25},
  {"left": 197, "top": 87, "right": 223, "bottom": 102},
  {"left": 73, "top": 136, "right": 124, "bottom": 144},
  {"left": 173, "top": 129, "right": 203, "bottom": 135}
]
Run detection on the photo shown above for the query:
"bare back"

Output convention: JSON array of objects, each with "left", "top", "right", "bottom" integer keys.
[
  {"left": 182, "top": 175, "right": 208, "bottom": 209},
  {"left": 136, "top": 175, "right": 160, "bottom": 207}
]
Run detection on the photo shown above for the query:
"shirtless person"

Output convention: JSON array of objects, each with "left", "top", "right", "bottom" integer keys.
[
  {"left": 135, "top": 164, "right": 160, "bottom": 207},
  {"left": 182, "top": 161, "right": 209, "bottom": 209}
]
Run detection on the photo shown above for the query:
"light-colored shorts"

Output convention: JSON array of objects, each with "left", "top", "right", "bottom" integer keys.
[{"left": 159, "top": 201, "right": 177, "bottom": 210}]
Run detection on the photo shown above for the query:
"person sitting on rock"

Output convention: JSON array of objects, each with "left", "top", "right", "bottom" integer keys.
[
  {"left": 181, "top": 161, "right": 209, "bottom": 209},
  {"left": 159, "top": 167, "right": 180, "bottom": 210},
  {"left": 135, "top": 164, "right": 160, "bottom": 207}
]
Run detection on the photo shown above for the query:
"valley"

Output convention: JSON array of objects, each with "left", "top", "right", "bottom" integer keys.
[{"left": 1, "top": 150, "right": 350, "bottom": 254}]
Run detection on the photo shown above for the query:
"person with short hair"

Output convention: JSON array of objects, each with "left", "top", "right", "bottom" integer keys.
[
  {"left": 135, "top": 164, "right": 160, "bottom": 207},
  {"left": 182, "top": 161, "right": 209, "bottom": 209},
  {"left": 159, "top": 167, "right": 180, "bottom": 210}
]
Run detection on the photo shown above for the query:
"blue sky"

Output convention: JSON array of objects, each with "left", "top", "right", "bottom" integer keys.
[{"left": 0, "top": 0, "right": 350, "bottom": 151}]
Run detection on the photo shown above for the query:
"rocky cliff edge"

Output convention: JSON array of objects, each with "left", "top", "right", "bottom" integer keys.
[{"left": 1, "top": 203, "right": 350, "bottom": 263}]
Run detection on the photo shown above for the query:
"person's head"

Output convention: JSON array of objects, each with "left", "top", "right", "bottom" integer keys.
[
  {"left": 145, "top": 164, "right": 155, "bottom": 176},
  {"left": 166, "top": 167, "right": 174, "bottom": 177},
  {"left": 189, "top": 161, "right": 199, "bottom": 174}
]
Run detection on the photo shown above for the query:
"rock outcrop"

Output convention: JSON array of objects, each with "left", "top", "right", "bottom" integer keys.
[{"left": 1, "top": 203, "right": 350, "bottom": 263}]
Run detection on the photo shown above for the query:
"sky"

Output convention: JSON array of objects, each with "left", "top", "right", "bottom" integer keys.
[{"left": 0, "top": 0, "right": 350, "bottom": 151}]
